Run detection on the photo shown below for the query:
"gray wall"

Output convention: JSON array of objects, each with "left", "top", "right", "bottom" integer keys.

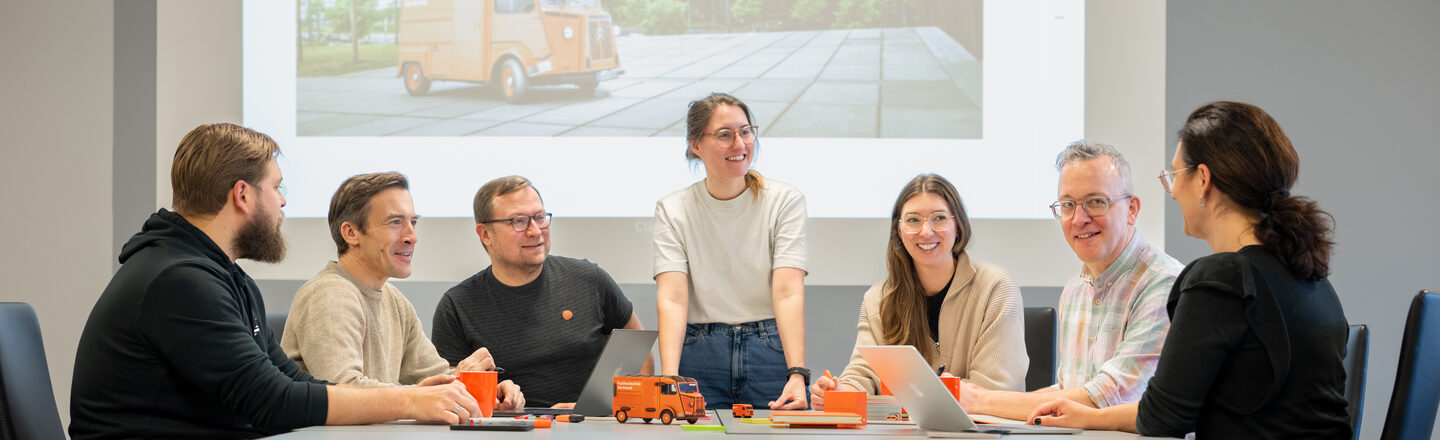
[
  {"left": 0, "top": 0, "right": 114, "bottom": 430},
  {"left": 1166, "top": 1, "right": 1440, "bottom": 438}
]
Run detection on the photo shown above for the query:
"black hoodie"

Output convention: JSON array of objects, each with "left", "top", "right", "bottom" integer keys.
[{"left": 70, "top": 209, "right": 329, "bottom": 439}]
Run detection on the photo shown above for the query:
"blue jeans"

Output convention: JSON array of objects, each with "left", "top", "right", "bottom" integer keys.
[{"left": 678, "top": 319, "right": 797, "bottom": 408}]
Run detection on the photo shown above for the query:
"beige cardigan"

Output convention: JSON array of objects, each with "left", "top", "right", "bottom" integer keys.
[{"left": 837, "top": 252, "right": 1028, "bottom": 393}]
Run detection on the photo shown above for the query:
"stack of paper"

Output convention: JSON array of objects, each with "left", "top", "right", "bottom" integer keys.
[
  {"left": 866, "top": 394, "right": 902, "bottom": 421},
  {"left": 769, "top": 411, "right": 864, "bottom": 426}
]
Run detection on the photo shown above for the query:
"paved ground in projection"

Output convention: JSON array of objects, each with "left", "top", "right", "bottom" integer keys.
[{"left": 297, "top": 27, "right": 980, "bottom": 138}]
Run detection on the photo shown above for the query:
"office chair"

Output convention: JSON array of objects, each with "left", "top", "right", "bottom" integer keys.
[
  {"left": 1344, "top": 324, "right": 1368, "bottom": 440},
  {"left": 266, "top": 311, "right": 288, "bottom": 341},
  {"left": 0, "top": 302, "right": 65, "bottom": 440},
  {"left": 1379, "top": 290, "right": 1440, "bottom": 440},
  {"left": 1023, "top": 307, "right": 1056, "bottom": 391}
]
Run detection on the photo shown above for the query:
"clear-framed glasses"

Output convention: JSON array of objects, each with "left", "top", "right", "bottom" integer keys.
[
  {"left": 1157, "top": 167, "right": 1194, "bottom": 193},
  {"left": 277, "top": 182, "right": 287, "bottom": 198},
  {"left": 702, "top": 125, "right": 759, "bottom": 145},
  {"left": 480, "top": 213, "right": 553, "bottom": 232},
  {"left": 1049, "top": 195, "right": 1132, "bottom": 220},
  {"left": 898, "top": 213, "right": 953, "bottom": 234}
]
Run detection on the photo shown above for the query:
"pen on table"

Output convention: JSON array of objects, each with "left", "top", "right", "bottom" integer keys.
[{"left": 466, "top": 417, "right": 550, "bottom": 428}]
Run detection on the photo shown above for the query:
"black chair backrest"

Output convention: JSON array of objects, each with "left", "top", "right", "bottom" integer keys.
[
  {"left": 0, "top": 302, "right": 65, "bottom": 440},
  {"left": 1380, "top": 290, "right": 1440, "bottom": 440},
  {"left": 1344, "top": 324, "right": 1369, "bottom": 440},
  {"left": 1023, "top": 307, "right": 1056, "bottom": 392},
  {"left": 267, "top": 311, "right": 288, "bottom": 341}
]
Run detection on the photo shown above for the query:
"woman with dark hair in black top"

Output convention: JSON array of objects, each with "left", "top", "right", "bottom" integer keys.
[{"left": 1026, "top": 101, "right": 1351, "bottom": 439}]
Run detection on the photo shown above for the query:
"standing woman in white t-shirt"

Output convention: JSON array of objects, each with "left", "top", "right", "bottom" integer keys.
[{"left": 652, "top": 93, "right": 810, "bottom": 410}]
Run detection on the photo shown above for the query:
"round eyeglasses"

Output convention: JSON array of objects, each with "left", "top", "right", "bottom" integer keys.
[
  {"left": 701, "top": 125, "right": 758, "bottom": 145},
  {"left": 1049, "top": 195, "right": 1132, "bottom": 220},
  {"left": 1157, "top": 167, "right": 1193, "bottom": 194},
  {"left": 898, "top": 213, "right": 953, "bottom": 234}
]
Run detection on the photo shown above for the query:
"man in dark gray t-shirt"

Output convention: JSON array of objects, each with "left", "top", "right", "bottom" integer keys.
[{"left": 432, "top": 176, "right": 653, "bottom": 408}]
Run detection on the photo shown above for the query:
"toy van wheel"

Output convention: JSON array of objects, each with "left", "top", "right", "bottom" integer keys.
[
  {"left": 614, "top": 410, "right": 629, "bottom": 423},
  {"left": 499, "top": 58, "right": 527, "bottom": 103},
  {"left": 403, "top": 63, "right": 430, "bottom": 96},
  {"left": 660, "top": 410, "right": 674, "bottom": 425}
]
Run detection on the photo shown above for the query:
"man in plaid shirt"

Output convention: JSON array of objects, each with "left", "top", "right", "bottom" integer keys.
[{"left": 958, "top": 141, "right": 1183, "bottom": 421}]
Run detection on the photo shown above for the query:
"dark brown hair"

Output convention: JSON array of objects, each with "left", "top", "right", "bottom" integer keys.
[
  {"left": 170, "top": 123, "right": 280, "bottom": 216},
  {"left": 328, "top": 172, "right": 410, "bottom": 256},
  {"left": 685, "top": 92, "right": 765, "bottom": 201},
  {"left": 880, "top": 174, "right": 972, "bottom": 361},
  {"left": 1179, "top": 101, "right": 1334, "bottom": 280}
]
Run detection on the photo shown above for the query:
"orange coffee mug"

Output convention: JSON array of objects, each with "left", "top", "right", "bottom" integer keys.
[
  {"left": 457, "top": 371, "right": 498, "bottom": 417},
  {"left": 938, "top": 376, "right": 961, "bottom": 402}
]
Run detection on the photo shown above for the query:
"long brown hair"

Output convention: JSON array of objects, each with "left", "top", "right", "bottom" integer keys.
[
  {"left": 880, "top": 174, "right": 972, "bottom": 361},
  {"left": 685, "top": 92, "right": 764, "bottom": 201},
  {"left": 1179, "top": 101, "right": 1335, "bottom": 280}
]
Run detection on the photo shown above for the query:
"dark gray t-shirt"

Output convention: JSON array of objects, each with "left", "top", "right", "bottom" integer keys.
[{"left": 432, "top": 255, "right": 633, "bottom": 407}]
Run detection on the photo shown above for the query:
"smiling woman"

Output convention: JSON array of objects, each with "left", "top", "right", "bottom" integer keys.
[
  {"left": 809, "top": 174, "right": 1027, "bottom": 410},
  {"left": 653, "top": 93, "right": 811, "bottom": 410}
]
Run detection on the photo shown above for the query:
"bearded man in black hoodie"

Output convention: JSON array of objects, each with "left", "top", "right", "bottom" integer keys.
[{"left": 70, "top": 123, "right": 480, "bottom": 439}]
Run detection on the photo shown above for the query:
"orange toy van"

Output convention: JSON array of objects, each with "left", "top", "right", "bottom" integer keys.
[{"left": 612, "top": 375, "right": 706, "bottom": 425}]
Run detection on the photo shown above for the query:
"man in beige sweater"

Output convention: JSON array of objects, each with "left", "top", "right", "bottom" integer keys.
[{"left": 282, "top": 172, "right": 523, "bottom": 411}]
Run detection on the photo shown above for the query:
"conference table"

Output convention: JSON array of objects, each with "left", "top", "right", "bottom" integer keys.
[{"left": 266, "top": 410, "right": 1172, "bottom": 439}]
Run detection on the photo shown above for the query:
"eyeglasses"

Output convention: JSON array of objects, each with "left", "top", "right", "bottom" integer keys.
[
  {"left": 1157, "top": 167, "right": 1194, "bottom": 193},
  {"left": 898, "top": 213, "right": 953, "bottom": 234},
  {"left": 702, "top": 125, "right": 758, "bottom": 145},
  {"left": 277, "top": 182, "right": 287, "bottom": 198},
  {"left": 480, "top": 213, "right": 552, "bottom": 232},
  {"left": 1049, "top": 195, "right": 1132, "bottom": 220}
]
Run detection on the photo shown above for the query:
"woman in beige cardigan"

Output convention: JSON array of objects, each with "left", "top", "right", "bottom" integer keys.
[{"left": 810, "top": 174, "right": 1028, "bottom": 409}]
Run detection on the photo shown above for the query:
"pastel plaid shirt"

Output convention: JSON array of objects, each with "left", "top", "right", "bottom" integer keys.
[{"left": 1055, "top": 232, "right": 1183, "bottom": 408}]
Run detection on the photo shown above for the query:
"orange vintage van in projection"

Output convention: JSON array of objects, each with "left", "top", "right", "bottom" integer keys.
[
  {"left": 612, "top": 375, "right": 706, "bottom": 425},
  {"left": 397, "top": 0, "right": 622, "bottom": 102}
]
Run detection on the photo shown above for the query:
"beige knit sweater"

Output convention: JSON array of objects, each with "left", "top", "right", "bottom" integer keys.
[
  {"left": 281, "top": 262, "right": 450, "bottom": 387},
  {"left": 837, "top": 252, "right": 1028, "bottom": 393}
]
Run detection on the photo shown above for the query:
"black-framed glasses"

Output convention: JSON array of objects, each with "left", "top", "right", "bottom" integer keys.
[
  {"left": 898, "top": 213, "right": 953, "bottom": 234},
  {"left": 480, "top": 213, "right": 552, "bottom": 232},
  {"left": 702, "top": 125, "right": 758, "bottom": 145},
  {"left": 1049, "top": 195, "right": 1132, "bottom": 220},
  {"left": 1158, "top": 167, "right": 1193, "bottom": 194}
]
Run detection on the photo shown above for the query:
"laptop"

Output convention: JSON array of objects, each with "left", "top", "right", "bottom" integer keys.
[
  {"left": 856, "top": 345, "right": 1081, "bottom": 435},
  {"left": 510, "top": 329, "right": 659, "bottom": 417}
]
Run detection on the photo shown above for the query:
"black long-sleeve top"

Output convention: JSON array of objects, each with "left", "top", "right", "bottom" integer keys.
[
  {"left": 70, "top": 210, "right": 330, "bottom": 439},
  {"left": 1136, "top": 245, "right": 1351, "bottom": 439}
]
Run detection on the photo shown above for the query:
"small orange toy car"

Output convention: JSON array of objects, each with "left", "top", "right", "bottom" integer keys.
[{"left": 732, "top": 403, "right": 754, "bottom": 418}]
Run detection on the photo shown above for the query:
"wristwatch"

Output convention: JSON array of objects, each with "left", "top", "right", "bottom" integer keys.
[{"left": 786, "top": 367, "right": 811, "bottom": 387}]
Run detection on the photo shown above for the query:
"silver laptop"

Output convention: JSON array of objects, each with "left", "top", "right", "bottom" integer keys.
[
  {"left": 856, "top": 345, "right": 1081, "bottom": 435},
  {"left": 514, "top": 329, "right": 658, "bottom": 417}
]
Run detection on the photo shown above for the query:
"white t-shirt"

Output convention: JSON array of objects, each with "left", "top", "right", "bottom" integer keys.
[{"left": 652, "top": 179, "right": 808, "bottom": 324}]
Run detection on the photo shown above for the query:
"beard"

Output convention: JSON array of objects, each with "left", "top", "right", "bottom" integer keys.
[{"left": 234, "top": 204, "right": 286, "bottom": 263}]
